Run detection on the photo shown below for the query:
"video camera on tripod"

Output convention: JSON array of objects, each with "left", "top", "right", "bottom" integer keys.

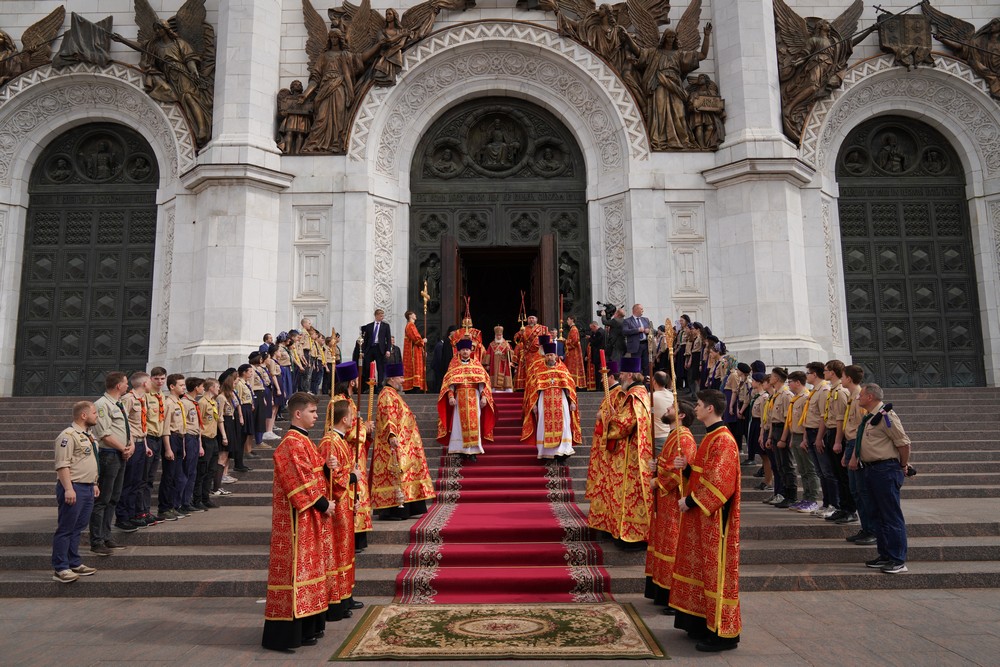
[{"left": 596, "top": 300, "right": 621, "bottom": 319}]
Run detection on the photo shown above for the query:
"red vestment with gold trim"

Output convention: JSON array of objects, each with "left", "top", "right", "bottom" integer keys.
[
  {"left": 372, "top": 386, "right": 435, "bottom": 509},
  {"left": 600, "top": 382, "right": 654, "bottom": 542},
  {"left": 402, "top": 322, "right": 426, "bottom": 391},
  {"left": 324, "top": 393, "right": 372, "bottom": 533},
  {"left": 485, "top": 339, "right": 514, "bottom": 391},
  {"left": 317, "top": 430, "right": 353, "bottom": 603},
  {"left": 519, "top": 362, "right": 582, "bottom": 448},
  {"left": 646, "top": 426, "right": 697, "bottom": 589},
  {"left": 436, "top": 359, "right": 495, "bottom": 447},
  {"left": 585, "top": 383, "right": 625, "bottom": 504},
  {"left": 564, "top": 325, "right": 587, "bottom": 388}
]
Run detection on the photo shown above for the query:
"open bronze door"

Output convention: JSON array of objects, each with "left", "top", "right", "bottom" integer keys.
[
  {"left": 539, "top": 233, "right": 559, "bottom": 329},
  {"left": 440, "top": 234, "right": 462, "bottom": 331}
]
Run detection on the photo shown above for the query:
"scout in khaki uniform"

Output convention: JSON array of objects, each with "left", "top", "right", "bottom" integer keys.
[
  {"left": 143, "top": 367, "right": 168, "bottom": 524},
  {"left": 762, "top": 368, "right": 793, "bottom": 506},
  {"left": 820, "top": 360, "right": 854, "bottom": 524},
  {"left": 803, "top": 361, "right": 836, "bottom": 516},
  {"left": 783, "top": 371, "right": 820, "bottom": 512},
  {"left": 196, "top": 379, "right": 224, "bottom": 510},
  {"left": 159, "top": 374, "right": 187, "bottom": 521},
  {"left": 52, "top": 401, "right": 101, "bottom": 583},
  {"left": 90, "top": 372, "right": 132, "bottom": 555},
  {"left": 179, "top": 377, "right": 206, "bottom": 513},
  {"left": 117, "top": 372, "right": 152, "bottom": 531},
  {"left": 851, "top": 383, "right": 911, "bottom": 573},
  {"left": 235, "top": 364, "right": 255, "bottom": 472}
]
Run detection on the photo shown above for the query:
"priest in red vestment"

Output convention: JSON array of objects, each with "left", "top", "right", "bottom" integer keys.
[
  {"left": 327, "top": 362, "right": 373, "bottom": 549},
  {"left": 262, "top": 392, "right": 335, "bottom": 652},
  {"left": 670, "top": 389, "right": 742, "bottom": 652},
  {"left": 586, "top": 360, "right": 622, "bottom": 506},
  {"left": 645, "top": 398, "right": 697, "bottom": 610},
  {"left": 519, "top": 312, "right": 549, "bottom": 388},
  {"left": 318, "top": 399, "right": 365, "bottom": 620},
  {"left": 520, "top": 342, "right": 582, "bottom": 463},
  {"left": 485, "top": 326, "right": 514, "bottom": 392},
  {"left": 402, "top": 310, "right": 426, "bottom": 392},
  {"left": 600, "top": 357, "right": 654, "bottom": 549},
  {"left": 512, "top": 326, "right": 526, "bottom": 391},
  {"left": 564, "top": 316, "right": 587, "bottom": 389},
  {"left": 449, "top": 317, "right": 485, "bottom": 361},
  {"left": 372, "top": 363, "right": 435, "bottom": 519},
  {"left": 437, "top": 339, "right": 495, "bottom": 461}
]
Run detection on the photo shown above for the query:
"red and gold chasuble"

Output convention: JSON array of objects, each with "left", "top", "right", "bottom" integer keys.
[
  {"left": 325, "top": 393, "right": 372, "bottom": 533},
  {"left": 600, "top": 383, "right": 654, "bottom": 542},
  {"left": 485, "top": 339, "right": 514, "bottom": 391},
  {"left": 646, "top": 427, "right": 698, "bottom": 589},
  {"left": 372, "top": 387, "right": 435, "bottom": 509},
  {"left": 436, "top": 359, "right": 496, "bottom": 447},
  {"left": 402, "top": 322, "right": 426, "bottom": 392},
  {"left": 670, "top": 424, "right": 742, "bottom": 638},
  {"left": 585, "top": 384, "right": 625, "bottom": 503},
  {"left": 317, "top": 430, "right": 355, "bottom": 602},
  {"left": 450, "top": 327, "right": 485, "bottom": 362},
  {"left": 512, "top": 329, "right": 527, "bottom": 391},
  {"left": 519, "top": 363, "right": 582, "bottom": 448},
  {"left": 264, "top": 430, "right": 332, "bottom": 621},
  {"left": 564, "top": 326, "right": 587, "bottom": 388}
]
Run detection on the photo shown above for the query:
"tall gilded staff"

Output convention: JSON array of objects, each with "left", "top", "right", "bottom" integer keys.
[
  {"left": 420, "top": 280, "right": 430, "bottom": 341},
  {"left": 663, "top": 318, "right": 687, "bottom": 496}
]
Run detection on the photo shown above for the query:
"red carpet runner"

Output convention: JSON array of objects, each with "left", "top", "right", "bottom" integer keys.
[{"left": 395, "top": 392, "right": 611, "bottom": 603}]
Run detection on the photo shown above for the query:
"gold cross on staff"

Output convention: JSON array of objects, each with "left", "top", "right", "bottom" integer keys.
[{"left": 420, "top": 280, "right": 430, "bottom": 306}]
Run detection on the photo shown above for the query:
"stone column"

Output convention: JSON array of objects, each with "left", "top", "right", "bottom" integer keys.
[
  {"left": 704, "top": 0, "right": 824, "bottom": 365},
  {"left": 169, "top": 0, "right": 293, "bottom": 373}
]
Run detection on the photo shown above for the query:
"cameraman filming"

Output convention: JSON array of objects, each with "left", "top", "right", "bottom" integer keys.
[
  {"left": 598, "top": 302, "right": 626, "bottom": 364},
  {"left": 585, "top": 321, "right": 607, "bottom": 390}
]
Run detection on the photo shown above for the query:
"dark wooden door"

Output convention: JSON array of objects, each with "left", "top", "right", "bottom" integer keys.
[
  {"left": 837, "top": 117, "right": 984, "bottom": 387},
  {"left": 440, "top": 234, "right": 460, "bottom": 332},
  {"left": 15, "top": 123, "right": 159, "bottom": 395},
  {"left": 539, "top": 233, "right": 559, "bottom": 329}
]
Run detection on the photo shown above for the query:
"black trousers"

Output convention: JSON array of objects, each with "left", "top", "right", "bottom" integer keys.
[
  {"left": 196, "top": 436, "right": 220, "bottom": 504},
  {"left": 824, "top": 429, "right": 855, "bottom": 513}
]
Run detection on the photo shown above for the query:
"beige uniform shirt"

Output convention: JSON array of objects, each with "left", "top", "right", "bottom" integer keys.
[
  {"left": 236, "top": 379, "right": 253, "bottom": 404},
  {"left": 121, "top": 391, "right": 147, "bottom": 440},
  {"left": 824, "top": 382, "right": 850, "bottom": 430},
  {"left": 751, "top": 391, "right": 769, "bottom": 419},
  {"left": 803, "top": 382, "right": 830, "bottom": 429},
  {"left": 248, "top": 367, "right": 265, "bottom": 391},
  {"left": 843, "top": 386, "right": 865, "bottom": 440},
  {"left": 858, "top": 402, "right": 911, "bottom": 463},
  {"left": 769, "top": 386, "right": 792, "bottom": 428},
  {"left": 787, "top": 390, "right": 808, "bottom": 435},
  {"left": 199, "top": 395, "right": 221, "bottom": 438},
  {"left": 93, "top": 394, "right": 129, "bottom": 451},
  {"left": 54, "top": 426, "right": 99, "bottom": 484},
  {"left": 164, "top": 395, "right": 184, "bottom": 435},
  {"left": 180, "top": 396, "right": 201, "bottom": 436},
  {"left": 146, "top": 390, "right": 165, "bottom": 438}
]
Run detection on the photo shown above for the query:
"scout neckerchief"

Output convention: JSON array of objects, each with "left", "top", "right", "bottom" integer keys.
[
  {"left": 798, "top": 380, "right": 830, "bottom": 426},
  {"left": 79, "top": 427, "right": 99, "bottom": 474},
  {"left": 151, "top": 390, "right": 165, "bottom": 423},
  {"left": 842, "top": 388, "right": 863, "bottom": 431},
  {"left": 823, "top": 381, "right": 842, "bottom": 421},
  {"left": 127, "top": 390, "right": 147, "bottom": 433},
  {"left": 112, "top": 394, "right": 131, "bottom": 444},
  {"left": 785, "top": 391, "right": 805, "bottom": 429},
  {"left": 253, "top": 365, "right": 270, "bottom": 388}
]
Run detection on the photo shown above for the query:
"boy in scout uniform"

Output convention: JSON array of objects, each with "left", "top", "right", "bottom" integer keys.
[
  {"left": 841, "top": 365, "right": 876, "bottom": 545},
  {"left": 763, "top": 367, "right": 794, "bottom": 507},
  {"left": 180, "top": 377, "right": 206, "bottom": 514},
  {"left": 116, "top": 372, "right": 152, "bottom": 531},
  {"left": 820, "top": 360, "right": 855, "bottom": 524},
  {"left": 143, "top": 367, "right": 168, "bottom": 524},
  {"left": 196, "top": 379, "right": 223, "bottom": 511},
  {"left": 52, "top": 401, "right": 101, "bottom": 582},
  {"left": 90, "top": 372, "right": 133, "bottom": 555},
  {"left": 803, "top": 361, "right": 836, "bottom": 516},
  {"left": 783, "top": 371, "right": 821, "bottom": 512},
  {"left": 851, "top": 383, "right": 911, "bottom": 573},
  {"left": 159, "top": 374, "right": 187, "bottom": 521}
]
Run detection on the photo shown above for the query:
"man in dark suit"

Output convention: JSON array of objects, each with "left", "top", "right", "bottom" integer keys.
[
  {"left": 388, "top": 336, "right": 402, "bottom": 365},
  {"left": 602, "top": 307, "right": 626, "bottom": 364},
  {"left": 359, "top": 308, "right": 392, "bottom": 385},
  {"left": 586, "top": 321, "right": 607, "bottom": 390},
  {"left": 622, "top": 303, "right": 652, "bottom": 378}
]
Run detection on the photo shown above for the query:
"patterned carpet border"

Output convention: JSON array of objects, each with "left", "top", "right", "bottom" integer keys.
[{"left": 331, "top": 602, "right": 667, "bottom": 661}]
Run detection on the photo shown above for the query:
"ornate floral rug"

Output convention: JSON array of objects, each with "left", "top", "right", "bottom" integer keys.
[{"left": 331, "top": 602, "right": 666, "bottom": 660}]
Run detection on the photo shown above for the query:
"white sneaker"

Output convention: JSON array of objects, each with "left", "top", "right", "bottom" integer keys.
[
  {"left": 764, "top": 494, "right": 784, "bottom": 505},
  {"left": 810, "top": 504, "right": 830, "bottom": 517},
  {"left": 271, "top": 427, "right": 283, "bottom": 434},
  {"left": 263, "top": 431, "right": 280, "bottom": 442},
  {"left": 218, "top": 488, "right": 233, "bottom": 496},
  {"left": 820, "top": 508, "right": 838, "bottom": 518},
  {"left": 222, "top": 475, "right": 238, "bottom": 484},
  {"left": 211, "top": 489, "right": 224, "bottom": 496}
]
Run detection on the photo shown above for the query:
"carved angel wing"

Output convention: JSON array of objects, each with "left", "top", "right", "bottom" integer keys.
[
  {"left": 401, "top": 0, "right": 437, "bottom": 37},
  {"left": 674, "top": 0, "right": 703, "bottom": 53},
  {"left": 134, "top": 0, "right": 161, "bottom": 47},
  {"left": 772, "top": 0, "right": 810, "bottom": 59},
  {"left": 541, "top": 0, "right": 598, "bottom": 20},
  {"left": 169, "top": 0, "right": 207, "bottom": 56},
  {"left": 830, "top": 0, "right": 864, "bottom": 39},
  {"left": 344, "top": 0, "right": 383, "bottom": 53},
  {"left": 920, "top": 0, "right": 975, "bottom": 44},
  {"left": 622, "top": 0, "right": 661, "bottom": 49},
  {"left": 20, "top": 4, "right": 65, "bottom": 69},
  {"left": 303, "top": 0, "right": 329, "bottom": 77}
]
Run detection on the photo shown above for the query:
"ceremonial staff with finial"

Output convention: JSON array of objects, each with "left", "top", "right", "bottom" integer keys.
[
  {"left": 420, "top": 280, "right": 430, "bottom": 341},
  {"left": 663, "top": 318, "right": 687, "bottom": 496},
  {"left": 518, "top": 290, "right": 527, "bottom": 328},
  {"left": 558, "top": 293, "right": 565, "bottom": 341},
  {"left": 365, "top": 360, "right": 377, "bottom": 487}
]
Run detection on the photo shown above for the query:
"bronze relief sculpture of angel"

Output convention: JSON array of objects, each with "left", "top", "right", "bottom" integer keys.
[
  {"left": 774, "top": 0, "right": 875, "bottom": 142},
  {"left": 921, "top": 1, "right": 1000, "bottom": 99},
  {"left": 0, "top": 6, "right": 65, "bottom": 88},
  {"left": 113, "top": 0, "right": 216, "bottom": 147}
]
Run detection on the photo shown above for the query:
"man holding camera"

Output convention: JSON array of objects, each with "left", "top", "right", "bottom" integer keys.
[
  {"left": 599, "top": 303, "right": 626, "bottom": 364},
  {"left": 850, "top": 384, "right": 911, "bottom": 575}
]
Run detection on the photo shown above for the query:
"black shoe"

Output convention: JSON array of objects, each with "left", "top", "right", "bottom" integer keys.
[
  {"left": 204, "top": 500, "right": 219, "bottom": 509},
  {"left": 104, "top": 539, "right": 126, "bottom": 550},
  {"left": 181, "top": 505, "right": 204, "bottom": 513},
  {"left": 835, "top": 512, "right": 859, "bottom": 525},
  {"left": 696, "top": 636, "right": 740, "bottom": 652},
  {"left": 90, "top": 544, "right": 112, "bottom": 556},
  {"left": 114, "top": 520, "right": 139, "bottom": 533},
  {"left": 774, "top": 498, "right": 794, "bottom": 509},
  {"left": 855, "top": 533, "right": 878, "bottom": 545},
  {"left": 349, "top": 599, "right": 365, "bottom": 610},
  {"left": 826, "top": 510, "right": 847, "bottom": 522},
  {"left": 300, "top": 637, "right": 318, "bottom": 646},
  {"left": 662, "top": 606, "right": 675, "bottom": 616},
  {"left": 753, "top": 468, "right": 765, "bottom": 478},
  {"left": 845, "top": 530, "right": 865, "bottom": 542},
  {"left": 469, "top": 455, "right": 478, "bottom": 463},
  {"left": 192, "top": 502, "right": 208, "bottom": 511},
  {"left": 865, "top": 557, "right": 891, "bottom": 569},
  {"left": 246, "top": 452, "right": 259, "bottom": 459},
  {"left": 234, "top": 467, "right": 252, "bottom": 473}
]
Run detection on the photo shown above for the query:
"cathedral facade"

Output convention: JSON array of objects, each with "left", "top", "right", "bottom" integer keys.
[{"left": 0, "top": 0, "right": 998, "bottom": 395}]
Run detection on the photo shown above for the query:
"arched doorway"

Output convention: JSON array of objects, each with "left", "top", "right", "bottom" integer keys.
[
  {"left": 837, "top": 116, "right": 985, "bottom": 387},
  {"left": 14, "top": 123, "right": 160, "bottom": 395},
  {"left": 409, "top": 97, "right": 589, "bottom": 345}
]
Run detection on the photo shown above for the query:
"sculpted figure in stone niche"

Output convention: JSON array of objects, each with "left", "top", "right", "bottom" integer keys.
[
  {"left": 844, "top": 148, "right": 867, "bottom": 174},
  {"left": 536, "top": 147, "right": 564, "bottom": 172},
  {"left": 0, "top": 6, "right": 65, "bottom": 88},
  {"left": 877, "top": 133, "right": 905, "bottom": 173},
  {"left": 113, "top": 0, "right": 216, "bottom": 147},
  {"left": 479, "top": 120, "right": 520, "bottom": 169},
  {"left": 618, "top": 0, "right": 711, "bottom": 151},
  {"left": 434, "top": 149, "right": 459, "bottom": 173},
  {"left": 685, "top": 73, "right": 725, "bottom": 150},
  {"left": 921, "top": 2, "right": 1000, "bottom": 99},
  {"left": 773, "top": 0, "right": 874, "bottom": 142}
]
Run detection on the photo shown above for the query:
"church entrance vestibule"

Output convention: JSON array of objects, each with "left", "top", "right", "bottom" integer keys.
[{"left": 409, "top": 97, "right": 590, "bottom": 345}]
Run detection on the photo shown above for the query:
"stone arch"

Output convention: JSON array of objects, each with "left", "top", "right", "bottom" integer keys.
[
  {"left": 0, "top": 63, "right": 194, "bottom": 194},
  {"left": 349, "top": 21, "right": 649, "bottom": 200},
  {"left": 805, "top": 54, "right": 1000, "bottom": 385}
]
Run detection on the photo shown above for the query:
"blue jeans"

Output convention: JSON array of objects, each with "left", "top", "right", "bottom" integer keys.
[
  {"left": 116, "top": 439, "right": 148, "bottom": 523},
  {"left": 142, "top": 435, "right": 162, "bottom": 514},
  {"left": 181, "top": 434, "right": 201, "bottom": 506},
  {"left": 863, "top": 461, "right": 907, "bottom": 563},
  {"left": 844, "top": 440, "right": 874, "bottom": 533},
  {"left": 89, "top": 449, "right": 124, "bottom": 544},
  {"left": 159, "top": 434, "right": 185, "bottom": 513},
  {"left": 52, "top": 482, "right": 94, "bottom": 570},
  {"left": 807, "top": 427, "right": 838, "bottom": 507}
]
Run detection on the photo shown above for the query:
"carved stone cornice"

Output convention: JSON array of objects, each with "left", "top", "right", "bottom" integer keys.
[
  {"left": 702, "top": 157, "right": 815, "bottom": 187},
  {"left": 180, "top": 163, "right": 294, "bottom": 193}
]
